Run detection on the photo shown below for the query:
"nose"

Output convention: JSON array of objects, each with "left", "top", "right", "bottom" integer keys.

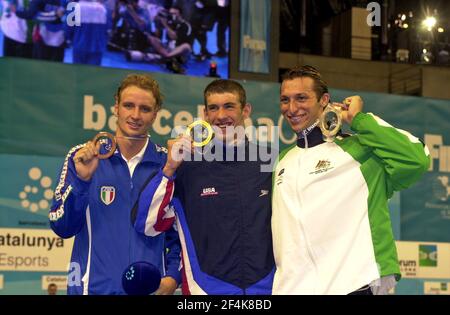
[
  {"left": 216, "top": 107, "right": 227, "bottom": 121},
  {"left": 287, "top": 98, "right": 299, "bottom": 115},
  {"left": 131, "top": 107, "right": 141, "bottom": 120}
]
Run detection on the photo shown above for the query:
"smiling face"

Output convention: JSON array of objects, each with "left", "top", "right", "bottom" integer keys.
[
  {"left": 280, "top": 77, "right": 329, "bottom": 133},
  {"left": 204, "top": 92, "right": 251, "bottom": 143},
  {"left": 114, "top": 85, "right": 158, "bottom": 137}
]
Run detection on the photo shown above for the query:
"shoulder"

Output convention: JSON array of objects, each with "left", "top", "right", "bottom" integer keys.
[
  {"left": 66, "top": 143, "right": 86, "bottom": 158},
  {"left": 278, "top": 143, "right": 297, "bottom": 160},
  {"left": 154, "top": 143, "right": 168, "bottom": 154},
  {"left": 145, "top": 142, "right": 168, "bottom": 165}
]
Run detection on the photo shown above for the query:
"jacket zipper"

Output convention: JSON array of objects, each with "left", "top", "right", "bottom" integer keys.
[{"left": 296, "top": 151, "right": 318, "bottom": 293}]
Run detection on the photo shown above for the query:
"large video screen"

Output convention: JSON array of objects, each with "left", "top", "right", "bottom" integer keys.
[{"left": 0, "top": 0, "right": 229, "bottom": 77}]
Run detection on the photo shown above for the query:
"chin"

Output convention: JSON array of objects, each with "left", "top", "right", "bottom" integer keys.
[
  {"left": 215, "top": 133, "right": 234, "bottom": 144},
  {"left": 288, "top": 123, "right": 303, "bottom": 134},
  {"left": 127, "top": 128, "right": 144, "bottom": 135}
]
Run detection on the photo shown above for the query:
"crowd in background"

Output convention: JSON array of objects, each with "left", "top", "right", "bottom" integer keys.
[{"left": 0, "top": 0, "right": 230, "bottom": 73}]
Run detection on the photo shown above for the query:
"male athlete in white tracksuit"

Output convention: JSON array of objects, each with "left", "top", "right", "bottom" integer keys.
[{"left": 272, "top": 65, "right": 430, "bottom": 295}]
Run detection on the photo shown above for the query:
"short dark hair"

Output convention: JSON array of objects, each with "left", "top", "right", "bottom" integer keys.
[
  {"left": 170, "top": 5, "right": 183, "bottom": 14},
  {"left": 281, "top": 65, "right": 328, "bottom": 100},
  {"left": 204, "top": 79, "right": 246, "bottom": 108},
  {"left": 115, "top": 74, "right": 163, "bottom": 110}
]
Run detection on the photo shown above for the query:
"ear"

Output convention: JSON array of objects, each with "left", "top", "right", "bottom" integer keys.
[
  {"left": 320, "top": 93, "right": 330, "bottom": 108},
  {"left": 242, "top": 103, "right": 252, "bottom": 119},
  {"left": 203, "top": 104, "right": 209, "bottom": 121}
]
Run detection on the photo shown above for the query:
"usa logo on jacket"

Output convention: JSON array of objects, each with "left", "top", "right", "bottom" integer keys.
[{"left": 200, "top": 187, "right": 219, "bottom": 197}]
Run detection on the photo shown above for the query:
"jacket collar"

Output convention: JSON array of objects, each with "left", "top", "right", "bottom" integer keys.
[
  {"left": 296, "top": 126, "right": 325, "bottom": 148},
  {"left": 112, "top": 138, "right": 163, "bottom": 164}
]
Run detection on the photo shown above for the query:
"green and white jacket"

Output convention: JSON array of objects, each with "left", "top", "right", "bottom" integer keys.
[{"left": 272, "top": 112, "right": 430, "bottom": 295}]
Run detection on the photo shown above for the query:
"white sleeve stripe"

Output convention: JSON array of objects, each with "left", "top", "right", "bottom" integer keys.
[
  {"left": 144, "top": 177, "right": 175, "bottom": 236},
  {"left": 54, "top": 144, "right": 85, "bottom": 201},
  {"left": 369, "top": 113, "right": 421, "bottom": 144}
]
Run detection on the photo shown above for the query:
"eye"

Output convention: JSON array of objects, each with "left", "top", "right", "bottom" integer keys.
[
  {"left": 123, "top": 103, "right": 134, "bottom": 109},
  {"left": 141, "top": 106, "right": 152, "bottom": 113},
  {"left": 294, "top": 95, "right": 307, "bottom": 102},
  {"left": 280, "top": 97, "right": 289, "bottom": 105},
  {"left": 207, "top": 105, "right": 218, "bottom": 111}
]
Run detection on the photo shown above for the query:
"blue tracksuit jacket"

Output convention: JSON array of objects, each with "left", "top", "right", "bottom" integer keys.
[{"left": 49, "top": 140, "right": 181, "bottom": 295}]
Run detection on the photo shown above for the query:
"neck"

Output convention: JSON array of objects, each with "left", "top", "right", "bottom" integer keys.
[
  {"left": 296, "top": 121, "right": 324, "bottom": 149},
  {"left": 116, "top": 132, "right": 148, "bottom": 161},
  {"left": 297, "top": 119, "right": 320, "bottom": 139}
]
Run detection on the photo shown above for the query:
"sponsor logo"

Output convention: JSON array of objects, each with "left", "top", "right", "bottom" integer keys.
[
  {"left": 424, "top": 281, "right": 450, "bottom": 295},
  {"left": 399, "top": 259, "right": 417, "bottom": 277},
  {"left": 155, "top": 144, "right": 168, "bottom": 154},
  {"left": 200, "top": 187, "right": 218, "bottom": 197},
  {"left": 100, "top": 186, "right": 116, "bottom": 205},
  {"left": 432, "top": 175, "right": 450, "bottom": 202},
  {"left": 419, "top": 245, "right": 438, "bottom": 267},
  {"left": 18, "top": 167, "right": 54, "bottom": 213},
  {"left": 259, "top": 190, "right": 269, "bottom": 197},
  {"left": 42, "top": 275, "right": 67, "bottom": 291}
]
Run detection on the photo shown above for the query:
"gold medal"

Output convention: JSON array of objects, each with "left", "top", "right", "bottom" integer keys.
[{"left": 185, "top": 120, "right": 214, "bottom": 147}]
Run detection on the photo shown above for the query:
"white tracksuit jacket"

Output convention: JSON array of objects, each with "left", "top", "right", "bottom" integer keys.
[{"left": 272, "top": 112, "right": 430, "bottom": 295}]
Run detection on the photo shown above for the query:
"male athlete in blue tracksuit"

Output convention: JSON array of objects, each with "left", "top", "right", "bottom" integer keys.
[
  {"left": 49, "top": 74, "right": 181, "bottom": 295},
  {"left": 132, "top": 79, "right": 276, "bottom": 295},
  {"left": 49, "top": 141, "right": 181, "bottom": 295}
]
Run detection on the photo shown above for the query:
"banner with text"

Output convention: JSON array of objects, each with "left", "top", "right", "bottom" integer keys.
[{"left": 0, "top": 57, "right": 449, "bottom": 294}]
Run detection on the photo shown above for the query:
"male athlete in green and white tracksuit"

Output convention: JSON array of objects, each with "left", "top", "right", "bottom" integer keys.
[{"left": 272, "top": 66, "right": 430, "bottom": 295}]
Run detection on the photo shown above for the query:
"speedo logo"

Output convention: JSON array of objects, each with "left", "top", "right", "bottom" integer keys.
[{"left": 200, "top": 187, "right": 219, "bottom": 197}]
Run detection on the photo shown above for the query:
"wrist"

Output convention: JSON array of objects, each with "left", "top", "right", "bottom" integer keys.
[{"left": 162, "top": 165, "right": 176, "bottom": 178}]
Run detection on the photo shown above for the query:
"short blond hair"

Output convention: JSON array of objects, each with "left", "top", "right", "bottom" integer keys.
[{"left": 115, "top": 74, "right": 163, "bottom": 110}]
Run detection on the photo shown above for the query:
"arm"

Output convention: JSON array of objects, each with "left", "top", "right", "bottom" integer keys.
[
  {"left": 132, "top": 169, "right": 176, "bottom": 237},
  {"left": 15, "top": 0, "right": 61, "bottom": 22},
  {"left": 49, "top": 145, "right": 90, "bottom": 238},
  {"left": 161, "top": 18, "right": 177, "bottom": 41},
  {"left": 133, "top": 136, "right": 191, "bottom": 236},
  {"left": 351, "top": 112, "right": 430, "bottom": 192},
  {"left": 15, "top": 0, "right": 41, "bottom": 20},
  {"left": 156, "top": 225, "right": 182, "bottom": 295},
  {"left": 125, "top": 4, "right": 148, "bottom": 32},
  {"left": 35, "top": 8, "right": 63, "bottom": 23}
]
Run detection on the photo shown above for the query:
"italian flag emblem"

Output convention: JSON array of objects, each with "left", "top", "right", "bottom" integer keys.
[{"left": 101, "top": 186, "right": 116, "bottom": 205}]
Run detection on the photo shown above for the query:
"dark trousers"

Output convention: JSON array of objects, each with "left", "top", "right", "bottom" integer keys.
[
  {"left": 348, "top": 285, "right": 373, "bottom": 295},
  {"left": 73, "top": 50, "right": 102, "bottom": 65},
  {"left": 3, "top": 36, "right": 33, "bottom": 58},
  {"left": 215, "top": 5, "right": 229, "bottom": 54},
  {"left": 33, "top": 41, "right": 65, "bottom": 62}
]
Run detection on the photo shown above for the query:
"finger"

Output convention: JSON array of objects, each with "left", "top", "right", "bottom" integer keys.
[
  {"left": 343, "top": 98, "right": 352, "bottom": 105},
  {"left": 94, "top": 140, "right": 101, "bottom": 156},
  {"left": 74, "top": 150, "right": 89, "bottom": 164},
  {"left": 85, "top": 143, "right": 96, "bottom": 159},
  {"left": 73, "top": 154, "right": 84, "bottom": 163},
  {"left": 331, "top": 102, "right": 347, "bottom": 110},
  {"left": 73, "top": 146, "right": 88, "bottom": 163},
  {"left": 171, "top": 142, "right": 184, "bottom": 156},
  {"left": 179, "top": 136, "right": 192, "bottom": 147},
  {"left": 180, "top": 134, "right": 192, "bottom": 141}
]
